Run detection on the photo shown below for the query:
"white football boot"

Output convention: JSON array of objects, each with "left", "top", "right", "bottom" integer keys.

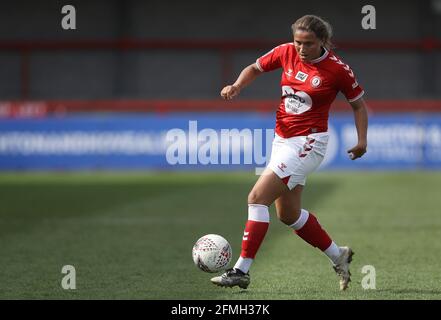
[
  {"left": 332, "top": 246, "right": 354, "bottom": 290},
  {"left": 210, "top": 268, "right": 250, "bottom": 289}
]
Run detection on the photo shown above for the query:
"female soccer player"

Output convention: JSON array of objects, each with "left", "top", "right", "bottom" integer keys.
[{"left": 211, "top": 15, "right": 368, "bottom": 291}]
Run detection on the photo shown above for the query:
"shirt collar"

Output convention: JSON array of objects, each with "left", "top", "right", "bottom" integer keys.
[{"left": 304, "top": 47, "right": 329, "bottom": 64}]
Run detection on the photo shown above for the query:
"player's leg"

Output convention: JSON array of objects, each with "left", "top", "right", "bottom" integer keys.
[
  {"left": 275, "top": 185, "right": 340, "bottom": 260},
  {"left": 247, "top": 167, "right": 290, "bottom": 206},
  {"left": 275, "top": 184, "right": 354, "bottom": 290},
  {"left": 211, "top": 168, "right": 289, "bottom": 289},
  {"left": 274, "top": 184, "right": 303, "bottom": 225},
  {"left": 273, "top": 131, "right": 354, "bottom": 290},
  {"left": 234, "top": 168, "right": 289, "bottom": 270}
]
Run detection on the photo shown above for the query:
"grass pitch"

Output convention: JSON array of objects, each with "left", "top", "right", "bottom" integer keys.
[{"left": 0, "top": 171, "right": 440, "bottom": 299}]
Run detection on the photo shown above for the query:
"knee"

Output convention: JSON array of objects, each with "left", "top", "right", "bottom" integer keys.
[
  {"left": 247, "top": 190, "right": 259, "bottom": 205},
  {"left": 247, "top": 190, "right": 266, "bottom": 205},
  {"left": 277, "top": 207, "right": 301, "bottom": 226},
  {"left": 278, "top": 214, "right": 296, "bottom": 226}
]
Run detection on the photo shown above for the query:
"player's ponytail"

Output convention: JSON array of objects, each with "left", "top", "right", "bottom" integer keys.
[{"left": 291, "top": 15, "right": 334, "bottom": 50}]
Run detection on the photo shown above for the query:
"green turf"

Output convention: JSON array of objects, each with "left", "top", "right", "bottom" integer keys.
[{"left": 0, "top": 171, "right": 440, "bottom": 299}]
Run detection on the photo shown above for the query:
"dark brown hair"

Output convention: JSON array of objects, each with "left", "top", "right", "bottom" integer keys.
[{"left": 291, "top": 15, "right": 334, "bottom": 50}]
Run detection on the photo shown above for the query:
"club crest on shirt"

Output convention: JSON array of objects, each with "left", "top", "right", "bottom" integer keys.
[
  {"left": 295, "top": 71, "right": 308, "bottom": 82},
  {"left": 310, "top": 76, "right": 322, "bottom": 88}
]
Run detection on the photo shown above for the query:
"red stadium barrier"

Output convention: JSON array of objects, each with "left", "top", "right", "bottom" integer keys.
[
  {"left": 2, "top": 38, "right": 441, "bottom": 99},
  {"left": 1, "top": 38, "right": 440, "bottom": 51},
  {"left": 1, "top": 99, "right": 440, "bottom": 118}
]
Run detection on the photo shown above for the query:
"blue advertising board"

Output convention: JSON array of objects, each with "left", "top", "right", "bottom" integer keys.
[{"left": 0, "top": 113, "right": 440, "bottom": 170}]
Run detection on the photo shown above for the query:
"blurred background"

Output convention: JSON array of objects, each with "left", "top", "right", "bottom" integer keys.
[
  {"left": 1, "top": 0, "right": 441, "bottom": 300},
  {"left": 0, "top": 0, "right": 440, "bottom": 170}
]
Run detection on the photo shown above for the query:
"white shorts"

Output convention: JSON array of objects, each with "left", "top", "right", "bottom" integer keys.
[{"left": 267, "top": 132, "right": 328, "bottom": 190}]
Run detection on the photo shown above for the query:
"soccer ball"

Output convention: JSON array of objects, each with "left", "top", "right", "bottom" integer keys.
[{"left": 192, "top": 234, "right": 232, "bottom": 273}]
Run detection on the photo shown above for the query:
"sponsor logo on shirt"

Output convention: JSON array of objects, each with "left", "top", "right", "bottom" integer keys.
[
  {"left": 282, "top": 86, "right": 313, "bottom": 115},
  {"left": 295, "top": 71, "right": 309, "bottom": 82}
]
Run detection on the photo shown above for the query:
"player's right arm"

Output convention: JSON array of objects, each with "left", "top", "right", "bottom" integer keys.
[
  {"left": 221, "top": 44, "right": 285, "bottom": 100},
  {"left": 220, "top": 63, "right": 263, "bottom": 100}
]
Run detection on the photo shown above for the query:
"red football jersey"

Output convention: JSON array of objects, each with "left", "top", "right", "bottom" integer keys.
[{"left": 256, "top": 43, "right": 364, "bottom": 138}]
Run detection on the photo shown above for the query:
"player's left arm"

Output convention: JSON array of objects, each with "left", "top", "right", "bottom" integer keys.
[{"left": 347, "top": 97, "right": 368, "bottom": 160}]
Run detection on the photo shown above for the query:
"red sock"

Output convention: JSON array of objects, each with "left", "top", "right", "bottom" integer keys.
[
  {"left": 293, "top": 211, "right": 332, "bottom": 251},
  {"left": 241, "top": 220, "right": 269, "bottom": 259},
  {"left": 240, "top": 204, "right": 270, "bottom": 259}
]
